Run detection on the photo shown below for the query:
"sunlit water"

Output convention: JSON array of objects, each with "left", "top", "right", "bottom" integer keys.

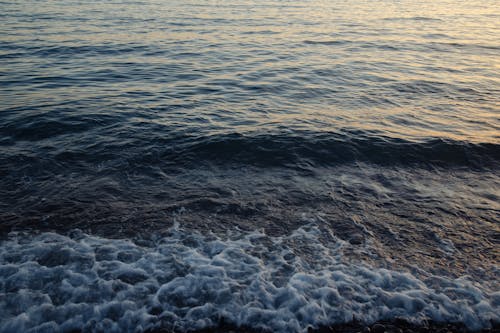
[{"left": 1, "top": 0, "right": 499, "bottom": 332}]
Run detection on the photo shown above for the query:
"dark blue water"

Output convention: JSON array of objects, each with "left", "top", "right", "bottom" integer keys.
[{"left": 1, "top": 0, "right": 499, "bottom": 332}]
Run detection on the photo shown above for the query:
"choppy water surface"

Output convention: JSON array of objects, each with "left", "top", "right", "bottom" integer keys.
[{"left": 1, "top": 0, "right": 499, "bottom": 332}]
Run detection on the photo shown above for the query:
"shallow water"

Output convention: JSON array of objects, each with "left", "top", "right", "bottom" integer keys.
[{"left": 1, "top": 0, "right": 499, "bottom": 332}]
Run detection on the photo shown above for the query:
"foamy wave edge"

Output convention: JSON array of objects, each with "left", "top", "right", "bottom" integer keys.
[{"left": 1, "top": 224, "right": 498, "bottom": 333}]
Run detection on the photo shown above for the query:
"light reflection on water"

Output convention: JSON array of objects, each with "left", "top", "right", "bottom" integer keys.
[
  {"left": 0, "top": 1, "right": 499, "bottom": 331},
  {"left": 1, "top": 0, "right": 499, "bottom": 143}
]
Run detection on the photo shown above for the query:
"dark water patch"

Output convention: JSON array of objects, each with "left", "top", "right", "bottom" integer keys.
[
  {"left": 129, "top": 132, "right": 500, "bottom": 169},
  {"left": 241, "top": 30, "right": 279, "bottom": 35},
  {"left": 303, "top": 40, "right": 350, "bottom": 46},
  {"left": 1, "top": 131, "right": 498, "bottom": 171},
  {"left": 426, "top": 42, "right": 500, "bottom": 54},
  {"left": 441, "top": 42, "right": 500, "bottom": 51},
  {"left": 0, "top": 43, "right": 152, "bottom": 59},
  {"left": 0, "top": 111, "right": 123, "bottom": 141},
  {"left": 423, "top": 33, "right": 455, "bottom": 39},
  {"left": 391, "top": 80, "right": 448, "bottom": 94},
  {"left": 382, "top": 16, "right": 443, "bottom": 22},
  {"left": 0, "top": 52, "right": 28, "bottom": 60},
  {"left": 2, "top": 118, "right": 93, "bottom": 141}
]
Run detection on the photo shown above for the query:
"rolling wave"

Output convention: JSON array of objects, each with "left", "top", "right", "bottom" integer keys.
[
  {"left": 1, "top": 131, "right": 498, "bottom": 175},
  {"left": 161, "top": 132, "right": 499, "bottom": 169}
]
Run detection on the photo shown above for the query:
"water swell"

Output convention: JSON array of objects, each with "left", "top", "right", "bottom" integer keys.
[
  {"left": 49, "top": 132, "right": 500, "bottom": 170},
  {"left": 1, "top": 131, "right": 498, "bottom": 174},
  {"left": 171, "top": 132, "right": 499, "bottom": 168}
]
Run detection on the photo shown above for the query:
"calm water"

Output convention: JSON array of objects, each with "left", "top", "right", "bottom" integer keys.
[{"left": 0, "top": 0, "right": 499, "bottom": 332}]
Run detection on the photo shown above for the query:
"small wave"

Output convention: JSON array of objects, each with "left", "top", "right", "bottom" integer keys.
[
  {"left": 2, "top": 130, "right": 498, "bottom": 170},
  {"left": 0, "top": 43, "right": 151, "bottom": 59},
  {"left": 0, "top": 113, "right": 119, "bottom": 141},
  {"left": 303, "top": 40, "right": 349, "bottom": 46},
  {"left": 437, "top": 42, "right": 500, "bottom": 51},
  {"left": 382, "top": 16, "right": 442, "bottom": 22},
  {"left": 130, "top": 131, "right": 500, "bottom": 169}
]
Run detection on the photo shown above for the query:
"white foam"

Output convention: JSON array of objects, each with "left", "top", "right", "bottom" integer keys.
[{"left": 0, "top": 224, "right": 498, "bottom": 333}]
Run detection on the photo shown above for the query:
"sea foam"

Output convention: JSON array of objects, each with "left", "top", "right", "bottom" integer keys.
[{"left": 0, "top": 224, "right": 498, "bottom": 333}]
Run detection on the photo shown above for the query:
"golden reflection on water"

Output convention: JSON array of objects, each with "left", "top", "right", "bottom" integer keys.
[{"left": 1, "top": 0, "right": 499, "bottom": 143}]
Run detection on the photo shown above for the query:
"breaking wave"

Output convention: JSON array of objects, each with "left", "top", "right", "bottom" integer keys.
[{"left": 1, "top": 224, "right": 498, "bottom": 333}]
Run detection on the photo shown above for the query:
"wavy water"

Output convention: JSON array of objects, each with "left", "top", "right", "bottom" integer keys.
[{"left": 1, "top": 0, "right": 499, "bottom": 332}]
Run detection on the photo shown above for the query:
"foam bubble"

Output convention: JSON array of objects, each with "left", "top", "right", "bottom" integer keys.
[{"left": 0, "top": 224, "right": 498, "bottom": 332}]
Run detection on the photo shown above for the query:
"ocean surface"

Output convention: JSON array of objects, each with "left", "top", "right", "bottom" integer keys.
[{"left": 1, "top": 0, "right": 499, "bottom": 332}]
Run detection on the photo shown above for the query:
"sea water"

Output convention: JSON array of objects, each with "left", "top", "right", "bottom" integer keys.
[{"left": 0, "top": 0, "right": 499, "bottom": 332}]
